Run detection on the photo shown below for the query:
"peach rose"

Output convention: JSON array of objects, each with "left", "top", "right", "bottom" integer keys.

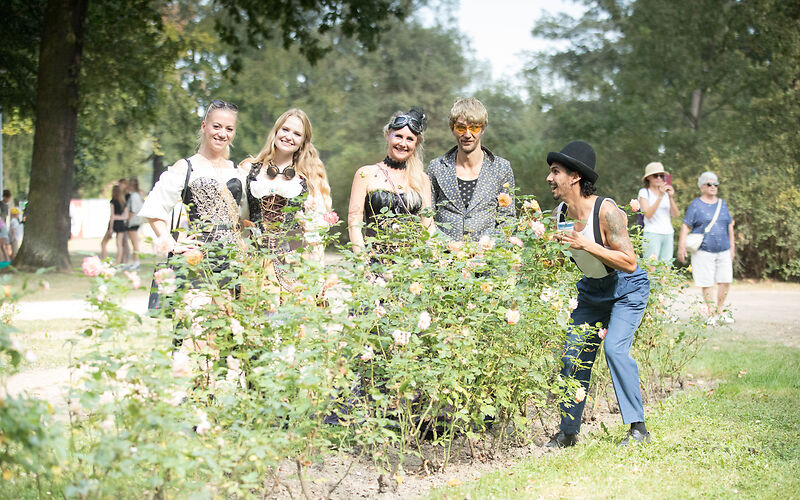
[
  {"left": 409, "top": 282, "right": 423, "bottom": 295},
  {"left": 447, "top": 240, "right": 465, "bottom": 253},
  {"left": 497, "top": 192, "right": 512, "bottom": 208},
  {"left": 480, "top": 282, "right": 493, "bottom": 293},
  {"left": 575, "top": 387, "right": 586, "bottom": 403},
  {"left": 509, "top": 236, "right": 524, "bottom": 248},
  {"left": 184, "top": 248, "right": 204, "bottom": 266},
  {"left": 629, "top": 199, "right": 641, "bottom": 212}
]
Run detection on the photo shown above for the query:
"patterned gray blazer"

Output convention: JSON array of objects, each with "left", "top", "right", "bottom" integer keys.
[{"left": 426, "top": 146, "right": 515, "bottom": 241}]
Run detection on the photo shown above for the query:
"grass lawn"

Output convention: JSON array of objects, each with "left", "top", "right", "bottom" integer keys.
[
  {"left": 430, "top": 334, "right": 800, "bottom": 499},
  {"left": 1, "top": 237, "right": 156, "bottom": 302}
]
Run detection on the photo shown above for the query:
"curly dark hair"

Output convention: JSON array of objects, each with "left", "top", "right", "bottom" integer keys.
[{"left": 579, "top": 178, "right": 597, "bottom": 197}]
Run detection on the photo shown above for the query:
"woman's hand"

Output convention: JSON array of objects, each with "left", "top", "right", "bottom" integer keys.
[{"left": 677, "top": 245, "right": 688, "bottom": 263}]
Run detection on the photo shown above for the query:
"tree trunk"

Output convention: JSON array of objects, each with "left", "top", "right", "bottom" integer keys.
[
  {"left": 152, "top": 150, "right": 165, "bottom": 188},
  {"left": 13, "top": 0, "right": 89, "bottom": 271}
]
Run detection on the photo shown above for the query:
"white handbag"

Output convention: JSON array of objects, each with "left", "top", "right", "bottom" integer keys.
[{"left": 686, "top": 200, "right": 722, "bottom": 253}]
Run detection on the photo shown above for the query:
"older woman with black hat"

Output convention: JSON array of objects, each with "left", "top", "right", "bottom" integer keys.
[{"left": 544, "top": 141, "right": 651, "bottom": 449}]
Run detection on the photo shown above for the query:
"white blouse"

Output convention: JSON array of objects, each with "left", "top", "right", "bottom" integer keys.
[
  {"left": 138, "top": 158, "right": 249, "bottom": 223},
  {"left": 637, "top": 187, "right": 674, "bottom": 234}
]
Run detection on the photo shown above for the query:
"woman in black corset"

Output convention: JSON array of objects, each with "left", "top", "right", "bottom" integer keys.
[
  {"left": 139, "top": 99, "right": 247, "bottom": 276},
  {"left": 347, "top": 108, "right": 433, "bottom": 255},
  {"left": 241, "top": 108, "right": 331, "bottom": 290}
]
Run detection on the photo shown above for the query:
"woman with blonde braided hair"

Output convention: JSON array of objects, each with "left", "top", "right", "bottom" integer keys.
[{"left": 241, "top": 109, "right": 332, "bottom": 288}]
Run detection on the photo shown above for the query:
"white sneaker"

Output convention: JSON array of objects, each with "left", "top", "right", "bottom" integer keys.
[{"left": 129, "top": 261, "right": 140, "bottom": 271}]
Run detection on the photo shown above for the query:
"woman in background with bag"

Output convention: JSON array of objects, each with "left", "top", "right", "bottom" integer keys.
[{"left": 678, "top": 171, "right": 735, "bottom": 324}]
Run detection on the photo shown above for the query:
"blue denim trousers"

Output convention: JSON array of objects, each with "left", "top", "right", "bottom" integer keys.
[{"left": 559, "top": 267, "right": 650, "bottom": 434}]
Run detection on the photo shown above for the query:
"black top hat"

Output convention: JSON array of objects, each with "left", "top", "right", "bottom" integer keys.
[{"left": 547, "top": 141, "right": 598, "bottom": 183}]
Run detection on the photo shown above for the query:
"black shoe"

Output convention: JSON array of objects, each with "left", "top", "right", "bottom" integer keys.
[
  {"left": 545, "top": 431, "right": 578, "bottom": 448},
  {"left": 619, "top": 428, "right": 651, "bottom": 447}
]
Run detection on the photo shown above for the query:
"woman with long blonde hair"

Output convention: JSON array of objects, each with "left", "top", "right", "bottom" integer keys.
[
  {"left": 241, "top": 109, "right": 332, "bottom": 287},
  {"left": 347, "top": 107, "right": 433, "bottom": 254}
]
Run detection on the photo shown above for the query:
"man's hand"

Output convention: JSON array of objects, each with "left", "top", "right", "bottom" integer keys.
[{"left": 556, "top": 230, "right": 594, "bottom": 251}]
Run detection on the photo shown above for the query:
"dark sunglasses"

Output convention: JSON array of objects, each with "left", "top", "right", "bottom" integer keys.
[
  {"left": 705, "top": 182, "right": 719, "bottom": 187},
  {"left": 265, "top": 164, "right": 296, "bottom": 180},
  {"left": 209, "top": 99, "right": 238, "bottom": 112},
  {"left": 389, "top": 114, "right": 423, "bottom": 135},
  {"left": 651, "top": 173, "right": 666, "bottom": 179}
]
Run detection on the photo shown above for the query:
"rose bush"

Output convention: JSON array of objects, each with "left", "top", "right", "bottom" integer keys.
[{"left": 0, "top": 196, "right": 702, "bottom": 497}]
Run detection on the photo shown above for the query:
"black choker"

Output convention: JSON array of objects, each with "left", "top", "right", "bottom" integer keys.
[{"left": 384, "top": 156, "right": 406, "bottom": 170}]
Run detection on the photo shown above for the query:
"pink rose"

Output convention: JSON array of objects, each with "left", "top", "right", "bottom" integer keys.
[
  {"left": 569, "top": 297, "right": 579, "bottom": 311},
  {"left": 598, "top": 328, "right": 608, "bottom": 340},
  {"left": 154, "top": 267, "right": 176, "bottom": 284},
  {"left": 509, "top": 236, "right": 524, "bottom": 248},
  {"left": 629, "top": 199, "right": 641, "bottom": 212},
  {"left": 124, "top": 271, "right": 142, "bottom": 290},
  {"left": 323, "top": 211, "right": 340, "bottom": 225},
  {"left": 530, "top": 221, "right": 546, "bottom": 238},
  {"left": 82, "top": 256, "right": 104, "bottom": 277},
  {"left": 505, "top": 308, "right": 521, "bottom": 325}
]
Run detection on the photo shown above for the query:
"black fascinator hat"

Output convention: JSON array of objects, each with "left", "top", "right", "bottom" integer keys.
[{"left": 388, "top": 107, "right": 427, "bottom": 135}]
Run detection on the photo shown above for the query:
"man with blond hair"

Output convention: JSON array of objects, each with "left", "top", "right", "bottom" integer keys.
[{"left": 426, "top": 97, "right": 515, "bottom": 241}]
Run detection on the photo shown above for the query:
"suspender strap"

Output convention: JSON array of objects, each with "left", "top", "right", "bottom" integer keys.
[
  {"left": 170, "top": 158, "right": 193, "bottom": 241},
  {"left": 592, "top": 197, "right": 614, "bottom": 274},
  {"left": 558, "top": 197, "right": 614, "bottom": 275}
]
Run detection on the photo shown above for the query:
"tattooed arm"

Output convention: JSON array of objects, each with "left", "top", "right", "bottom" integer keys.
[
  {"left": 560, "top": 199, "right": 638, "bottom": 273},
  {"left": 597, "top": 202, "right": 638, "bottom": 272}
]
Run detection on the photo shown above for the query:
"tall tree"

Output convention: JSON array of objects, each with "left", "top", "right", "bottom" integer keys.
[
  {"left": 2, "top": 0, "right": 413, "bottom": 270},
  {"left": 527, "top": 0, "right": 800, "bottom": 278}
]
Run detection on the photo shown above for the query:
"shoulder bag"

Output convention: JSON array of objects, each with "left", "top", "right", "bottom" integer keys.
[
  {"left": 147, "top": 159, "right": 193, "bottom": 315},
  {"left": 686, "top": 199, "right": 721, "bottom": 254}
]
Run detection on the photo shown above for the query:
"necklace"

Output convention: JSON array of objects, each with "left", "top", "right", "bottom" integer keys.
[{"left": 383, "top": 155, "right": 406, "bottom": 170}]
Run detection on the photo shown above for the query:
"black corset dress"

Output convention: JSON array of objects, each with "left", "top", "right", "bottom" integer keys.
[
  {"left": 182, "top": 176, "right": 243, "bottom": 245},
  {"left": 246, "top": 163, "right": 308, "bottom": 255}
]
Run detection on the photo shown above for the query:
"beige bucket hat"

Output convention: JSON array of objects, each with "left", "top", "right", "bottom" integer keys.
[{"left": 642, "top": 161, "right": 667, "bottom": 181}]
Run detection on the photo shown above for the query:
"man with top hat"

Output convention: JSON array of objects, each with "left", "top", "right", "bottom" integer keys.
[{"left": 544, "top": 141, "right": 651, "bottom": 448}]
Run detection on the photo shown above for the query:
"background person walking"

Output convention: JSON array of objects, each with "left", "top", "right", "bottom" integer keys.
[{"left": 677, "top": 171, "right": 735, "bottom": 324}]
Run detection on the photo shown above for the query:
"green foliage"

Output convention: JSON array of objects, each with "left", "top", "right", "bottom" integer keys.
[
  {"left": 0, "top": 200, "right": 700, "bottom": 495},
  {"left": 528, "top": 0, "right": 800, "bottom": 278}
]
